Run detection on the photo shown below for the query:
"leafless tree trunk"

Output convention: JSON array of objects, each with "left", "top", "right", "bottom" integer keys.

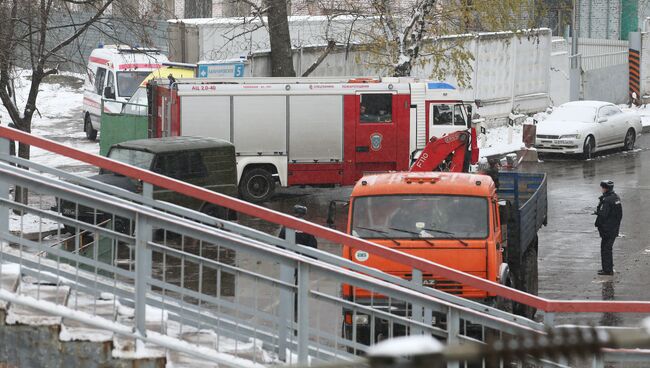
[{"left": 264, "top": 0, "right": 296, "bottom": 77}]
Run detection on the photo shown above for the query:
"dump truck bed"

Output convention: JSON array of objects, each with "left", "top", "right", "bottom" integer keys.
[{"left": 497, "top": 172, "right": 548, "bottom": 259}]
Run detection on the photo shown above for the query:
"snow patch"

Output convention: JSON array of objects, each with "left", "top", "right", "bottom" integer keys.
[
  {"left": 367, "top": 335, "right": 443, "bottom": 357},
  {"left": 9, "top": 210, "right": 61, "bottom": 234},
  {"left": 621, "top": 104, "right": 650, "bottom": 127}
]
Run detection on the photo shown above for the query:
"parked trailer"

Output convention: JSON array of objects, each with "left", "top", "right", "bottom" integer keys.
[{"left": 149, "top": 77, "right": 476, "bottom": 202}]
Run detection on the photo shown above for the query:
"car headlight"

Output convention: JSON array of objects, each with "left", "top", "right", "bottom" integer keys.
[
  {"left": 353, "top": 314, "right": 369, "bottom": 325},
  {"left": 559, "top": 134, "right": 581, "bottom": 139}
]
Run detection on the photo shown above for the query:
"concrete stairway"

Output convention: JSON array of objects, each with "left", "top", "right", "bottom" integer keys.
[{"left": 0, "top": 263, "right": 272, "bottom": 368}]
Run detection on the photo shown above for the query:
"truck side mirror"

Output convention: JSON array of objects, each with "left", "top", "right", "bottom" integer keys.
[{"left": 104, "top": 86, "right": 115, "bottom": 99}]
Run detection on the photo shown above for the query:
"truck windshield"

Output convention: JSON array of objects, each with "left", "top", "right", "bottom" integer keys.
[
  {"left": 352, "top": 195, "right": 488, "bottom": 239},
  {"left": 107, "top": 148, "right": 155, "bottom": 170},
  {"left": 122, "top": 87, "right": 148, "bottom": 116},
  {"left": 117, "top": 71, "right": 150, "bottom": 98}
]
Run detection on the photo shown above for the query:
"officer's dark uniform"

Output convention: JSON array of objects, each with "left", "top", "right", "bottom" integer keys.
[
  {"left": 595, "top": 181, "right": 623, "bottom": 275},
  {"left": 278, "top": 204, "right": 317, "bottom": 249}
]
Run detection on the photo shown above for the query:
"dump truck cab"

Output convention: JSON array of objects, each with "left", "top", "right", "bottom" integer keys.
[{"left": 344, "top": 172, "right": 505, "bottom": 299}]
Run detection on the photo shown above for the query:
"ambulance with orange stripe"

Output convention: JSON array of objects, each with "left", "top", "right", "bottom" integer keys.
[{"left": 82, "top": 45, "right": 169, "bottom": 141}]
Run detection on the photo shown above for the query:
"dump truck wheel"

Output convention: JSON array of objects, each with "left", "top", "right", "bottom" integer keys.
[{"left": 514, "top": 247, "right": 538, "bottom": 319}]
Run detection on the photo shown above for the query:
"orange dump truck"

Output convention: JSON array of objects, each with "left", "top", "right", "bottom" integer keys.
[{"left": 339, "top": 171, "right": 547, "bottom": 342}]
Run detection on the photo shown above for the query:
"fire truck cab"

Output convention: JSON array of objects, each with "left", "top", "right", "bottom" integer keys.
[{"left": 149, "top": 77, "right": 473, "bottom": 202}]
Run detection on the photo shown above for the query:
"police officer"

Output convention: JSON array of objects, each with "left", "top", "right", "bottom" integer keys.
[{"left": 594, "top": 180, "right": 623, "bottom": 276}]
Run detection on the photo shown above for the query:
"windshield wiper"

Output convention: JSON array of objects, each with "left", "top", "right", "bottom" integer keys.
[
  {"left": 423, "top": 227, "right": 470, "bottom": 247},
  {"left": 354, "top": 226, "right": 401, "bottom": 246},
  {"left": 388, "top": 227, "right": 436, "bottom": 246}
]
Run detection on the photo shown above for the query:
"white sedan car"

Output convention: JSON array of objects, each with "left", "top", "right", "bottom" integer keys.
[{"left": 535, "top": 101, "right": 642, "bottom": 158}]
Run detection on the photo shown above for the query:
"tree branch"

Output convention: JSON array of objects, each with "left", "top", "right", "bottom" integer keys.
[
  {"left": 301, "top": 40, "right": 336, "bottom": 77},
  {"left": 44, "top": 0, "right": 115, "bottom": 59}
]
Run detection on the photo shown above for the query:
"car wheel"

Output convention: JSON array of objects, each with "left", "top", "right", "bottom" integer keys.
[
  {"left": 623, "top": 128, "right": 636, "bottom": 151},
  {"left": 582, "top": 136, "right": 595, "bottom": 160},
  {"left": 239, "top": 168, "right": 275, "bottom": 203},
  {"left": 84, "top": 114, "right": 97, "bottom": 141}
]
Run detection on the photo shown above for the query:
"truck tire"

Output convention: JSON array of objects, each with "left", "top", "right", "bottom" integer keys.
[
  {"left": 496, "top": 271, "right": 516, "bottom": 314},
  {"left": 514, "top": 246, "right": 538, "bottom": 319},
  {"left": 239, "top": 168, "right": 275, "bottom": 203},
  {"left": 84, "top": 114, "right": 97, "bottom": 141}
]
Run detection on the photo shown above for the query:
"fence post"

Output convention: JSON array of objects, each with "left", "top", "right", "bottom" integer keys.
[
  {"left": 134, "top": 211, "right": 152, "bottom": 353},
  {"left": 411, "top": 268, "right": 424, "bottom": 335},
  {"left": 297, "top": 261, "right": 310, "bottom": 364},
  {"left": 278, "top": 229, "right": 296, "bottom": 362}
]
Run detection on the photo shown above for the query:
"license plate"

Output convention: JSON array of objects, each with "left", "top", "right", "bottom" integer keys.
[
  {"left": 62, "top": 208, "right": 76, "bottom": 216},
  {"left": 556, "top": 140, "right": 574, "bottom": 145}
]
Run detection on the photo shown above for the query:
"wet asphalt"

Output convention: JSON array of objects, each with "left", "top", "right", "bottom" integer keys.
[{"left": 243, "top": 134, "right": 650, "bottom": 328}]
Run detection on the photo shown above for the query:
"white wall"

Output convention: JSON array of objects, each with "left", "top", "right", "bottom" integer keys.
[
  {"left": 248, "top": 30, "right": 553, "bottom": 125},
  {"left": 549, "top": 38, "right": 570, "bottom": 105}
]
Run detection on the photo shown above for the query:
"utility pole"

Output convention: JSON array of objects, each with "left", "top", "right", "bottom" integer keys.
[{"left": 569, "top": 0, "right": 581, "bottom": 101}]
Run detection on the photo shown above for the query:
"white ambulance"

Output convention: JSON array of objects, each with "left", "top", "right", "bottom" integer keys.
[{"left": 82, "top": 45, "right": 169, "bottom": 140}]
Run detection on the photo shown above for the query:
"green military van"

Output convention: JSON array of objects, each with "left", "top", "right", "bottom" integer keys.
[{"left": 57, "top": 136, "right": 238, "bottom": 231}]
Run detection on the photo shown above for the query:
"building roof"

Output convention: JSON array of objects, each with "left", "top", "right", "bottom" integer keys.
[
  {"left": 113, "top": 136, "right": 234, "bottom": 154},
  {"left": 350, "top": 172, "right": 496, "bottom": 198}
]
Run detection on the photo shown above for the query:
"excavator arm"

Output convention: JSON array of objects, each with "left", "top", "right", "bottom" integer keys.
[{"left": 410, "top": 128, "right": 479, "bottom": 173}]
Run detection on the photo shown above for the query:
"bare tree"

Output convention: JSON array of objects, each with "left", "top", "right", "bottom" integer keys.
[
  {"left": 0, "top": 0, "right": 165, "bottom": 202},
  {"left": 347, "top": 0, "right": 540, "bottom": 82},
  {"left": 264, "top": 0, "right": 296, "bottom": 77}
]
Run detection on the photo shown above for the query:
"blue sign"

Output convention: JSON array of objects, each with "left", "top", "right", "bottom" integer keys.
[
  {"left": 427, "top": 82, "right": 455, "bottom": 90},
  {"left": 198, "top": 62, "right": 246, "bottom": 78}
]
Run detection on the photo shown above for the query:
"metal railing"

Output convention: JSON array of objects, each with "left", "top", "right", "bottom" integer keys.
[{"left": 0, "top": 126, "right": 649, "bottom": 367}]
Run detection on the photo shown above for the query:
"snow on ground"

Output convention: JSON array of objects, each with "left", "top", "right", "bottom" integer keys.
[
  {"left": 0, "top": 69, "right": 99, "bottom": 176},
  {"left": 479, "top": 124, "right": 525, "bottom": 158},
  {"left": 9, "top": 210, "right": 60, "bottom": 234}
]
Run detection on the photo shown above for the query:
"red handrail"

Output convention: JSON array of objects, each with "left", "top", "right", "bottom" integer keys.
[{"left": 1, "top": 125, "right": 649, "bottom": 314}]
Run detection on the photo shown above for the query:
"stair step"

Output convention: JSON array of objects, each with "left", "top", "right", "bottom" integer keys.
[
  {"left": 0, "top": 263, "right": 21, "bottom": 310},
  {"left": 112, "top": 302, "right": 167, "bottom": 359},
  {"left": 167, "top": 330, "right": 219, "bottom": 368},
  {"left": 5, "top": 281, "right": 70, "bottom": 325},
  {"left": 59, "top": 291, "right": 117, "bottom": 342}
]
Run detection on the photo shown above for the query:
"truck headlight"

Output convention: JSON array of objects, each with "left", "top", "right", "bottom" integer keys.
[
  {"left": 559, "top": 134, "right": 581, "bottom": 139},
  {"left": 353, "top": 314, "right": 369, "bottom": 325}
]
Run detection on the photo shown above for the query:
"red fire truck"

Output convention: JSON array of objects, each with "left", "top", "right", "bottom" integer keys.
[{"left": 148, "top": 77, "right": 476, "bottom": 202}]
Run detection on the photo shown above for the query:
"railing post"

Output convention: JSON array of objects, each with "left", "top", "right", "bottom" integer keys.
[
  {"left": 543, "top": 312, "right": 555, "bottom": 327},
  {"left": 134, "top": 211, "right": 152, "bottom": 353},
  {"left": 411, "top": 268, "right": 424, "bottom": 335},
  {"left": 278, "top": 228, "right": 296, "bottom": 362},
  {"left": 446, "top": 308, "right": 460, "bottom": 368},
  {"left": 592, "top": 354, "right": 604, "bottom": 368},
  {"left": 0, "top": 138, "right": 9, "bottom": 234},
  {"left": 297, "top": 261, "right": 310, "bottom": 364}
]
